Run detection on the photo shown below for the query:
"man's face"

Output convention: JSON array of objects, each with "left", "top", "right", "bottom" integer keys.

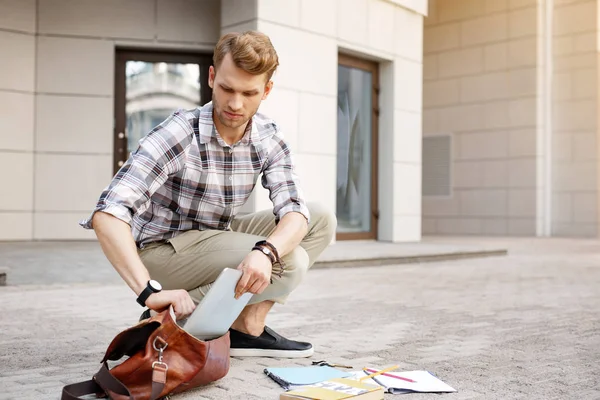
[{"left": 208, "top": 53, "right": 273, "bottom": 131}]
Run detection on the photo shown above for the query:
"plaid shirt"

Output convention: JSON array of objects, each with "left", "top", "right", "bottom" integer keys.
[{"left": 80, "top": 102, "right": 309, "bottom": 248}]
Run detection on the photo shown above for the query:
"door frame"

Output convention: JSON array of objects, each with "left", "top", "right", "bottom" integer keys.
[
  {"left": 336, "top": 53, "right": 380, "bottom": 241},
  {"left": 113, "top": 49, "right": 213, "bottom": 174}
]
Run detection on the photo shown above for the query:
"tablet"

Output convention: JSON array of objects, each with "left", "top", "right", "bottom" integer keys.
[{"left": 182, "top": 268, "right": 253, "bottom": 340}]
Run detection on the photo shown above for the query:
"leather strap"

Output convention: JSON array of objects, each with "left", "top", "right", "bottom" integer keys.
[
  {"left": 61, "top": 378, "right": 105, "bottom": 400},
  {"left": 255, "top": 240, "right": 280, "bottom": 263},
  {"left": 252, "top": 245, "right": 276, "bottom": 264},
  {"left": 62, "top": 362, "right": 166, "bottom": 400},
  {"left": 95, "top": 362, "right": 132, "bottom": 397},
  {"left": 151, "top": 363, "right": 168, "bottom": 400}
]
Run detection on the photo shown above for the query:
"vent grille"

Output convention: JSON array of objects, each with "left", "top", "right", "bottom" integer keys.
[{"left": 422, "top": 135, "right": 452, "bottom": 197}]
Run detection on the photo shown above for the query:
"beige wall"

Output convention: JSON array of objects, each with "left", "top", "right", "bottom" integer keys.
[
  {"left": 422, "top": 0, "right": 540, "bottom": 236},
  {"left": 423, "top": 0, "right": 600, "bottom": 238},
  {"left": 552, "top": 0, "right": 598, "bottom": 237},
  {"left": 224, "top": 0, "right": 427, "bottom": 242},
  {"left": 1, "top": 0, "right": 427, "bottom": 242},
  {"left": 0, "top": 0, "right": 221, "bottom": 240},
  {"left": 0, "top": 0, "right": 36, "bottom": 240}
]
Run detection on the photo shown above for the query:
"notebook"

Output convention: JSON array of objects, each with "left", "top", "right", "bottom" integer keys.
[
  {"left": 264, "top": 366, "right": 352, "bottom": 390},
  {"left": 280, "top": 378, "right": 383, "bottom": 400},
  {"left": 348, "top": 369, "right": 457, "bottom": 394}
]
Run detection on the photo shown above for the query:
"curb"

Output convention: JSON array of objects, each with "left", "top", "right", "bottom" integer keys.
[{"left": 312, "top": 249, "right": 508, "bottom": 269}]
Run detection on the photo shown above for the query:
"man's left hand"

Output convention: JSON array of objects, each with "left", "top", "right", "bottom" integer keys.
[{"left": 235, "top": 250, "right": 272, "bottom": 298}]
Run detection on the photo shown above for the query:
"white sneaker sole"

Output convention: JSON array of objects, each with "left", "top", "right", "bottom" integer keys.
[{"left": 229, "top": 347, "right": 314, "bottom": 358}]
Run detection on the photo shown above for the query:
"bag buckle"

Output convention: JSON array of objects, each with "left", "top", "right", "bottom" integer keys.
[
  {"left": 152, "top": 336, "right": 168, "bottom": 352},
  {"left": 152, "top": 336, "right": 169, "bottom": 371},
  {"left": 152, "top": 360, "right": 168, "bottom": 371}
]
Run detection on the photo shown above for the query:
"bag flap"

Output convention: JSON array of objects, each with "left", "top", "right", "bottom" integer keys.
[{"left": 102, "top": 319, "right": 161, "bottom": 362}]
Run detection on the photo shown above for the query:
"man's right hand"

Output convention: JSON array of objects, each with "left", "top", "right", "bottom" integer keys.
[{"left": 145, "top": 289, "right": 196, "bottom": 320}]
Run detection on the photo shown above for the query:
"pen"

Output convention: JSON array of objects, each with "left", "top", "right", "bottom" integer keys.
[
  {"left": 364, "top": 368, "right": 417, "bottom": 383},
  {"left": 362, "top": 370, "right": 387, "bottom": 389}
]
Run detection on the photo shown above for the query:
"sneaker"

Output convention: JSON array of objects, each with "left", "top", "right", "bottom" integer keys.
[{"left": 229, "top": 326, "right": 314, "bottom": 358}]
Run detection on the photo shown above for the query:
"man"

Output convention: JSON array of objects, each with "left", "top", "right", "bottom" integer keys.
[{"left": 80, "top": 31, "right": 336, "bottom": 358}]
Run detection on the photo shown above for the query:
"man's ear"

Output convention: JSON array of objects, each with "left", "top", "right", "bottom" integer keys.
[
  {"left": 262, "top": 80, "right": 273, "bottom": 100},
  {"left": 208, "top": 66, "right": 215, "bottom": 89}
]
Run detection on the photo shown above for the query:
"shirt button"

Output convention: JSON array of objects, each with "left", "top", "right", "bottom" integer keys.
[
  {"left": 229, "top": 148, "right": 233, "bottom": 154},
  {"left": 229, "top": 176, "right": 233, "bottom": 181}
]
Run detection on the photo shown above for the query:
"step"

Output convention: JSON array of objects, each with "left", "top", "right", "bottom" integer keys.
[{"left": 313, "top": 240, "right": 508, "bottom": 269}]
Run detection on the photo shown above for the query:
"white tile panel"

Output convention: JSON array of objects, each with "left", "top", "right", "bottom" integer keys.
[
  {"left": 0, "top": 31, "right": 35, "bottom": 92},
  {"left": 34, "top": 154, "right": 112, "bottom": 211},
  {"left": 36, "top": 36, "right": 114, "bottom": 96},
  {"left": 36, "top": 95, "right": 113, "bottom": 153},
  {"left": 0, "top": 0, "right": 35, "bottom": 32},
  {"left": 297, "top": 93, "right": 337, "bottom": 156},
  {"left": 157, "top": 0, "right": 221, "bottom": 43},
  {"left": 0, "top": 212, "right": 33, "bottom": 240},
  {"left": 0, "top": 91, "right": 34, "bottom": 151},
  {"left": 38, "top": 0, "right": 155, "bottom": 39},
  {"left": 0, "top": 152, "right": 33, "bottom": 210}
]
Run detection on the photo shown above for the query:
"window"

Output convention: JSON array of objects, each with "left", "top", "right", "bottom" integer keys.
[
  {"left": 336, "top": 54, "right": 379, "bottom": 240},
  {"left": 114, "top": 50, "right": 213, "bottom": 173}
]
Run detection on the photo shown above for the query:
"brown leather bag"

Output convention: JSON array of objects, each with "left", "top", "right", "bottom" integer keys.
[{"left": 61, "top": 307, "right": 230, "bottom": 400}]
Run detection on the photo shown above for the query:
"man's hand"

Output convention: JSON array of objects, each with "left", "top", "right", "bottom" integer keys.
[
  {"left": 145, "top": 289, "right": 196, "bottom": 320},
  {"left": 235, "top": 250, "right": 272, "bottom": 298}
]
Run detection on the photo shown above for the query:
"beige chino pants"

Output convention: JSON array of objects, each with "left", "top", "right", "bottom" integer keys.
[{"left": 138, "top": 203, "right": 336, "bottom": 305}]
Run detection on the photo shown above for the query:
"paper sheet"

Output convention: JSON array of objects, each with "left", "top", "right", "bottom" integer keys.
[{"left": 348, "top": 369, "right": 456, "bottom": 394}]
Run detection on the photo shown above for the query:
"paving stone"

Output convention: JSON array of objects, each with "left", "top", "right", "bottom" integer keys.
[{"left": 0, "top": 237, "right": 599, "bottom": 399}]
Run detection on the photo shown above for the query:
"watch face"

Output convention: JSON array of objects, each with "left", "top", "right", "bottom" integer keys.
[{"left": 149, "top": 280, "right": 162, "bottom": 291}]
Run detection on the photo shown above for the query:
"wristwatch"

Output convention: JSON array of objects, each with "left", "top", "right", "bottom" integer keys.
[{"left": 136, "top": 280, "right": 162, "bottom": 307}]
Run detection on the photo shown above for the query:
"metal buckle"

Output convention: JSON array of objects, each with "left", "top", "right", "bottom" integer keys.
[
  {"left": 152, "top": 361, "right": 169, "bottom": 371},
  {"left": 152, "top": 336, "right": 169, "bottom": 371},
  {"left": 152, "top": 336, "right": 168, "bottom": 351}
]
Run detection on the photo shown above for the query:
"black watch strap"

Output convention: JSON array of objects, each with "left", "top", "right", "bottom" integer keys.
[
  {"left": 136, "top": 281, "right": 161, "bottom": 307},
  {"left": 136, "top": 287, "right": 153, "bottom": 307}
]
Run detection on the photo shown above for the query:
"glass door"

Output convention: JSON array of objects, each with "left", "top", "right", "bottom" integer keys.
[
  {"left": 114, "top": 50, "right": 213, "bottom": 173},
  {"left": 336, "top": 54, "right": 379, "bottom": 240}
]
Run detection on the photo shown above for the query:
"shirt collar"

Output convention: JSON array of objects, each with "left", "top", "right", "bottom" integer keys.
[{"left": 197, "top": 102, "right": 259, "bottom": 147}]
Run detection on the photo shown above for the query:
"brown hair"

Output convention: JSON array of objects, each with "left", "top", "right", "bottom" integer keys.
[{"left": 213, "top": 31, "right": 279, "bottom": 81}]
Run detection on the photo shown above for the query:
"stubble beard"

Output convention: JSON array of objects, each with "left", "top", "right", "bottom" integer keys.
[
  {"left": 212, "top": 94, "right": 264, "bottom": 130},
  {"left": 212, "top": 94, "right": 250, "bottom": 130}
]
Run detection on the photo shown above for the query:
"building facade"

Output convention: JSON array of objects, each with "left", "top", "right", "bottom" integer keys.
[
  {"left": 422, "top": 0, "right": 600, "bottom": 238},
  {"left": 0, "top": 0, "right": 425, "bottom": 242}
]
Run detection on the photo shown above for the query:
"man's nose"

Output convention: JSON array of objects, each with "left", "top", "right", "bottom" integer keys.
[{"left": 228, "top": 95, "right": 242, "bottom": 111}]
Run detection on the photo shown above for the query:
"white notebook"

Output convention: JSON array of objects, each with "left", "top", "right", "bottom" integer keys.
[{"left": 348, "top": 369, "right": 457, "bottom": 394}]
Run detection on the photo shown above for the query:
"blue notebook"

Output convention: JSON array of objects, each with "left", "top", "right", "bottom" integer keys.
[{"left": 264, "top": 366, "right": 351, "bottom": 390}]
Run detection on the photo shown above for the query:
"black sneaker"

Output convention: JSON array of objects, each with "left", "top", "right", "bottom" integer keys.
[{"left": 229, "top": 326, "right": 314, "bottom": 358}]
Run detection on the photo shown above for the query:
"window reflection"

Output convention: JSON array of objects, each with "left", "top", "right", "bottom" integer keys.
[
  {"left": 336, "top": 65, "right": 373, "bottom": 234},
  {"left": 125, "top": 61, "right": 201, "bottom": 154}
]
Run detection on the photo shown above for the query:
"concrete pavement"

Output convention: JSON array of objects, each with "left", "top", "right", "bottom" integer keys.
[{"left": 1, "top": 237, "right": 599, "bottom": 399}]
